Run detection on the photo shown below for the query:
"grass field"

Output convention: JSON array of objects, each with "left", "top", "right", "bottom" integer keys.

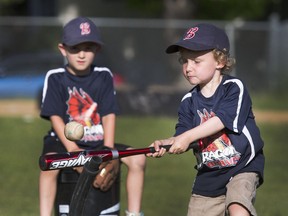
[{"left": 0, "top": 115, "right": 287, "bottom": 215}]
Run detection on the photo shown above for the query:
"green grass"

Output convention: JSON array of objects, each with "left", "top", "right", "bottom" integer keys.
[
  {"left": 251, "top": 92, "right": 288, "bottom": 110},
  {"left": 0, "top": 116, "right": 287, "bottom": 215}
]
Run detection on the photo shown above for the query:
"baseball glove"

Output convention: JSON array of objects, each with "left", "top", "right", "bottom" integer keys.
[{"left": 93, "top": 159, "right": 120, "bottom": 191}]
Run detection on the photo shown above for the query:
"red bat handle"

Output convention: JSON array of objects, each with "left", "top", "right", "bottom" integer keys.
[{"left": 39, "top": 142, "right": 198, "bottom": 171}]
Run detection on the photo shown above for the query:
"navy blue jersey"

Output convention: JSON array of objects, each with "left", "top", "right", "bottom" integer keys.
[
  {"left": 175, "top": 75, "right": 264, "bottom": 197},
  {"left": 40, "top": 65, "right": 120, "bottom": 149}
]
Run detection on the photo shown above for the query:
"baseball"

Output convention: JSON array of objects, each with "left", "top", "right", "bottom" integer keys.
[{"left": 64, "top": 121, "right": 84, "bottom": 141}]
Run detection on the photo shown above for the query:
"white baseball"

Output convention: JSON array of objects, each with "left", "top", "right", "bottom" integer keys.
[{"left": 64, "top": 121, "right": 84, "bottom": 141}]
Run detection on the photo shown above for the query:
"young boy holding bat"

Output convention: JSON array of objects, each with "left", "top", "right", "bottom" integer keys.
[
  {"left": 39, "top": 17, "right": 146, "bottom": 216},
  {"left": 147, "top": 23, "right": 265, "bottom": 216}
]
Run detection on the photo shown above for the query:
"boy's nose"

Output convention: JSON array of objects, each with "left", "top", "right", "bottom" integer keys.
[{"left": 78, "top": 50, "right": 85, "bottom": 58}]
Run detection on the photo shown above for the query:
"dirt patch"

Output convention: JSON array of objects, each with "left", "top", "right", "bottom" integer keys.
[
  {"left": 0, "top": 99, "right": 40, "bottom": 117},
  {"left": 254, "top": 110, "right": 288, "bottom": 123},
  {"left": 0, "top": 99, "right": 288, "bottom": 123}
]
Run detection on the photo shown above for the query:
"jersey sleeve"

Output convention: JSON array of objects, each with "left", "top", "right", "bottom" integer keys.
[
  {"left": 97, "top": 70, "right": 120, "bottom": 116},
  {"left": 214, "top": 79, "right": 252, "bottom": 134},
  {"left": 40, "top": 71, "right": 66, "bottom": 120},
  {"left": 174, "top": 92, "right": 196, "bottom": 136}
]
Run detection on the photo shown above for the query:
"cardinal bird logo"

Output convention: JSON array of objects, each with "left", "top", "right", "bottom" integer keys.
[{"left": 66, "top": 87, "right": 100, "bottom": 126}]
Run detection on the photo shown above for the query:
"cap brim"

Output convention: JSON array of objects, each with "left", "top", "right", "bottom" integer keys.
[
  {"left": 64, "top": 38, "right": 104, "bottom": 47},
  {"left": 166, "top": 41, "right": 215, "bottom": 54}
]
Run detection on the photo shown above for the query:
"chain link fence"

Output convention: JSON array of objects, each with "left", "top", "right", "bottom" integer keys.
[{"left": 0, "top": 16, "right": 287, "bottom": 114}]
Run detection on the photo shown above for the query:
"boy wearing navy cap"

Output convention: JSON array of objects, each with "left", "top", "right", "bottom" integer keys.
[
  {"left": 39, "top": 17, "right": 145, "bottom": 216},
  {"left": 148, "top": 23, "right": 264, "bottom": 216}
]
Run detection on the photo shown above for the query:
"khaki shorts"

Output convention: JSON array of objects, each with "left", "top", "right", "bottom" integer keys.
[{"left": 187, "top": 172, "right": 259, "bottom": 216}]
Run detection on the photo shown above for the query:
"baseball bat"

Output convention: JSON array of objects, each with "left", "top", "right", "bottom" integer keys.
[{"left": 39, "top": 142, "right": 199, "bottom": 171}]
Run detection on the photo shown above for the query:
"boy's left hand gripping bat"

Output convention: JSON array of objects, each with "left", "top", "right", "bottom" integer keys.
[{"left": 39, "top": 142, "right": 198, "bottom": 171}]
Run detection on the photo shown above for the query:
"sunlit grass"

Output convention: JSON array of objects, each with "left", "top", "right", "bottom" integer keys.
[{"left": 0, "top": 116, "right": 287, "bottom": 215}]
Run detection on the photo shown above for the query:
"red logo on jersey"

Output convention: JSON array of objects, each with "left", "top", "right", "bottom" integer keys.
[
  {"left": 183, "top": 27, "right": 198, "bottom": 40},
  {"left": 195, "top": 109, "right": 241, "bottom": 169},
  {"left": 67, "top": 87, "right": 100, "bottom": 126},
  {"left": 80, "top": 22, "right": 91, "bottom": 35},
  {"left": 66, "top": 87, "right": 103, "bottom": 142}
]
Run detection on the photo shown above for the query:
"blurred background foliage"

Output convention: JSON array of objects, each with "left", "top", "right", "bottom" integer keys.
[
  {"left": 0, "top": 0, "right": 287, "bottom": 21},
  {"left": 0, "top": 0, "right": 288, "bottom": 106}
]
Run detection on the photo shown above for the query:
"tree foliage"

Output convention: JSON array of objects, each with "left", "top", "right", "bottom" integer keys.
[
  {"left": 126, "top": 0, "right": 163, "bottom": 17},
  {"left": 0, "top": 0, "right": 283, "bottom": 21},
  {"left": 0, "top": 0, "right": 26, "bottom": 16},
  {"left": 194, "top": 0, "right": 273, "bottom": 20},
  {"left": 0, "top": 0, "right": 24, "bottom": 3},
  {"left": 126, "top": 0, "right": 274, "bottom": 20}
]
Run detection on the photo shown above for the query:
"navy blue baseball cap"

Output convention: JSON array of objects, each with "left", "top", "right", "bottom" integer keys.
[
  {"left": 166, "top": 23, "right": 229, "bottom": 54},
  {"left": 62, "top": 17, "right": 103, "bottom": 46}
]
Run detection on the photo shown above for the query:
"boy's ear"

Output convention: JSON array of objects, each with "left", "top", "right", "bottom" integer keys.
[
  {"left": 216, "top": 60, "right": 225, "bottom": 70},
  {"left": 58, "top": 43, "right": 67, "bottom": 57}
]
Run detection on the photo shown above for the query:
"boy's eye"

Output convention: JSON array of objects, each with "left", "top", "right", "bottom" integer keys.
[
  {"left": 67, "top": 46, "right": 79, "bottom": 53},
  {"left": 84, "top": 45, "right": 98, "bottom": 52},
  {"left": 84, "top": 46, "right": 92, "bottom": 51},
  {"left": 178, "top": 57, "right": 188, "bottom": 65}
]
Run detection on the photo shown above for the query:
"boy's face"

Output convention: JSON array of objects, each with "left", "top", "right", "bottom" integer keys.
[
  {"left": 58, "top": 42, "right": 100, "bottom": 75},
  {"left": 179, "top": 48, "right": 224, "bottom": 86}
]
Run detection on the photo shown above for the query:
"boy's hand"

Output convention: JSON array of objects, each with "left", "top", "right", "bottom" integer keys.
[
  {"left": 146, "top": 139, "right": 173, "bottom": 158},
  {"left": 169, "top": 134, "right": 192, "bottom": 154},
  {"left": 93, "top": 159, "right": 120, "bottom": 191}
]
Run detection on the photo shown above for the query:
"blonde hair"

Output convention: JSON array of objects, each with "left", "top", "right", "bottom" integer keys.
[{"left": 213, "top": 49, "right": 236, "bottom": 74}]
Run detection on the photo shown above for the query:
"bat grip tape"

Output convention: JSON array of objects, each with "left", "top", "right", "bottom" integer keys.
[{"left": 111, "top": 149, "right": 119, "bottom": 159}]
